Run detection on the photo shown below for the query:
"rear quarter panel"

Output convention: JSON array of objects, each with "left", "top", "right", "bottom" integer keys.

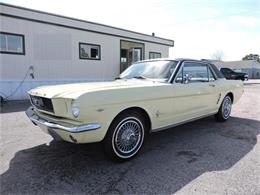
[{"left": 217, "top": 79, "right": 244, "bottom": 104}]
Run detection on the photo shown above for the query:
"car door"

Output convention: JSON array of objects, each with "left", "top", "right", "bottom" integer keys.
[{"left": 169, "top": 61, "right": 217, "bottom": 124}]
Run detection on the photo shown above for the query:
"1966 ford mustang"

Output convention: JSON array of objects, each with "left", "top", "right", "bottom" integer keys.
[{"left": 26, "top": 58, "right": 244, "bottom": 160}]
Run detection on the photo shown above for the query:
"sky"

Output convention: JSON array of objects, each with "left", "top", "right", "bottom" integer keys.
[{"left": 1, "top": 0, "right": 260, "bottom": 61}]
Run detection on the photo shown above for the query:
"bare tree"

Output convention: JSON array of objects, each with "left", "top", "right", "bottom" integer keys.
[{"left": 211, "top": 50, "right": 224, "bottom": 61}]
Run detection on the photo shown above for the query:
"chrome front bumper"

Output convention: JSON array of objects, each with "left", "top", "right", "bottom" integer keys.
[{"left": 25, "top": 107, "right": 101, "bottom": 133}]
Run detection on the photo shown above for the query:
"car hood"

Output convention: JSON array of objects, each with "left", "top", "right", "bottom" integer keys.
[{"left": 28, "top": 79, "right": 165, "bottom": 99}]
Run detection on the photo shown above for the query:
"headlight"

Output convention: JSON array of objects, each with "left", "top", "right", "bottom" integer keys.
[{"left": 71, "top": 100, "right": 80, "bottom": 118}]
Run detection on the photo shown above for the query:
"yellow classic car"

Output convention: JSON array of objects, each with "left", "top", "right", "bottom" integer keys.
[{"left": 26, "top": 58, "right": 244, "bottom": 160}]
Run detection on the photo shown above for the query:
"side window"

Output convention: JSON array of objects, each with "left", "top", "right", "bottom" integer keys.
[
  {"left": 183, "top": 63, "right": 208, "bottom": 83},
  {"left": 223, "top": 68, "right": 231, "bottom": 73},
  {"left": 209, "top": 68, "right": 216, "bottom": 81},
  {"left": 221, "top": 68, "right": 226, "bottom": 73},
  {"left": 174, "top": 62, "right": 216, "bottom": 83}
]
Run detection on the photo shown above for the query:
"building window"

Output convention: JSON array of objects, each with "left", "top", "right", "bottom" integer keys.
[
  {"left": 79, "top": 43, "right": 100, "bottom": 60},
  {"left": 0, "top": 32, "right": 25, "bottom": 55},
  {"left": 149, "top": 52, "right": 161, "bottom": 59}
]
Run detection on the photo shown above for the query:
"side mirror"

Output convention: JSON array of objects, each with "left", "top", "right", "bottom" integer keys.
[{"left": 183, "top": 74, "right": 191, "bottom": 84}]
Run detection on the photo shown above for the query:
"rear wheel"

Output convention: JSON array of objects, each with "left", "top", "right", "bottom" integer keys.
[
  {"left": 103, "top": 111, "right": 146, "bottom": 161},
  {"left": 215, "top": 95, "right": 232, "bottom": 122}
]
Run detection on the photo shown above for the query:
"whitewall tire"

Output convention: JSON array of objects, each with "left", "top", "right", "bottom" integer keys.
[
  {"left": 103, "top": 111, "right": 146, "bottom": 161},
  {"left": 215, "top": 95, "right": 232, "bottom": 122}
]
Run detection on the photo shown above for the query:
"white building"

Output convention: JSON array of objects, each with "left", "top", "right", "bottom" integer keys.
[{"left": 0, "top": 3, "right": 174, "bottom": 100}]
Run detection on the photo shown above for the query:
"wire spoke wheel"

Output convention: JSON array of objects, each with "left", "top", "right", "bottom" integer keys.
[
  {"left": 222, "top": 97, "right": 232, "bottom": 119},
  {"left": 112, "top": 117, "right": 144, "bottom": 159}
]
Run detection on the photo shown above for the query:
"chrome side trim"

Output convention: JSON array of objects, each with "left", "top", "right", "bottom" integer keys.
[
  {"left": 26, "top": 107, "right": 101, "bottom": 133},
  {"left": 151, "top": 112, "right": 218, "bottom": 132}
]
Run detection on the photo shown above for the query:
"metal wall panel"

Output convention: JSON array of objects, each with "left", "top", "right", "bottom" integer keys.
[{"left": 0, "top": 4, "right": 172, "bottom": 100}]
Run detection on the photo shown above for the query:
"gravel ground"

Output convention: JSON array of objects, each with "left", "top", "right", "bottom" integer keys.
[{"left": 0, "top": 84, "right": 259, "bottom": 194}]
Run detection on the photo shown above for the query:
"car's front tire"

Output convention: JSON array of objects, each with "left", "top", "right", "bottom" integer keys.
[
  {"left": 215, "top": 95, "right": 232, "bottom": 122},
  {"left": 103, "top": 111, "right": 146, "bottom": 161}
]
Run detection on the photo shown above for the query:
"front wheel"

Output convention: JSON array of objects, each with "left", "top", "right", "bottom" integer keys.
[
  {"left": 103, "top": 111, "right": 146, "bottom": 161},
  {"left": 215, "top": 95, "right": 232, "bottom": 122}
]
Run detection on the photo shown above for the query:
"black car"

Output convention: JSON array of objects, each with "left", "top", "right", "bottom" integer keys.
[{"left": 220, "top": 68, "right": 248, "bottom": 81}]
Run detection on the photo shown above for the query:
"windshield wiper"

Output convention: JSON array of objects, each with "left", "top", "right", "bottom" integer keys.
[{"left": 133, "top": 75, "right": 148, "bottom": 80}]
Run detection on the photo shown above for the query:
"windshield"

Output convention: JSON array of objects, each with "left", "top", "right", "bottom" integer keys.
[{"left": 119, "top": 60, "right": 178, "bottom": 80}]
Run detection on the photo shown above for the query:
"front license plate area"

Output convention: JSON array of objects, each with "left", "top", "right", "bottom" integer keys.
[
  {"left": 37, "top": 122, "right": 49, "bottom": 134},
  {"left": 47, "top": 128, "right": 63, "bottom": 141},
  {"left": 37, "top": 122, "right": 63, "bottom": 141}
]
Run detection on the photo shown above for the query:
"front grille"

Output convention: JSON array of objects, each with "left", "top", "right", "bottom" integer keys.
[{"left": 30, "top": 95, "right": 54, "bottom": 113}]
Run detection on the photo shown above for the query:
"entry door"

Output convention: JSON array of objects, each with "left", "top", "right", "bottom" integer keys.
[
  {"left": 120, "top": 40, "right": 144, "bottom": 73},
  {"left": 128, "top": 48, "right": 143, "bottom": 67},
  {"left": 132, "top": 48, "right": 142, "bottom": 63}
]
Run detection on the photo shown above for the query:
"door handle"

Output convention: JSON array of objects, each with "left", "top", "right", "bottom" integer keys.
[{"left": 209, "top": 83, "right": 216, "bottom": 87}]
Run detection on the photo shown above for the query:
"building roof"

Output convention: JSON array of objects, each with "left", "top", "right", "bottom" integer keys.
[
  {"left": 0, "top": 3, "right": 174, "bottom": 46},
  {"left": 213, "top": 60, "right": 260, "bottom": 69}
]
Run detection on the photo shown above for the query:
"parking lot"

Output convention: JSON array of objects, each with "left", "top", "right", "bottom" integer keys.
[{"left": 1, "top": 84, "right": 259, "bottom": 194}]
